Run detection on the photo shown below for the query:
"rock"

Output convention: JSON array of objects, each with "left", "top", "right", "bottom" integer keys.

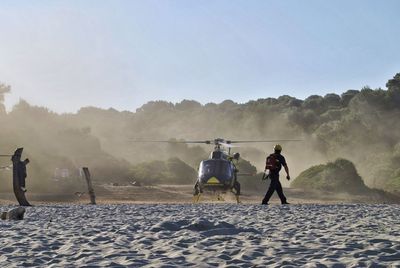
[
  {"left": 1, "top": 207, "right": 25, "bottom": 220},
  {"left": 0, "top": 212, "right": 7, "bottom": 220}
]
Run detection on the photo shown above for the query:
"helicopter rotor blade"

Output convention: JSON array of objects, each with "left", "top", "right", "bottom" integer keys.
[
  {"left": 218, "top": 142, "right": 238, "bottom": 148},
  {"left": 130, "top": 140, "right": 212, "bottom": 144},
  {"left": 228, "top": 139, "right": 302, "bottom": 144},
  {"left": 129, "top": 138, "right": 302, "bottom": 145}
]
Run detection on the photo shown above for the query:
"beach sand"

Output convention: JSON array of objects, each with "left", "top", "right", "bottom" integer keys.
[
  {"left": 1, "top": 183, "right": 395, "bottom": 205},
  {"left": 1, "top": 185, "right": 399, "bottom": 267},
  {"left": 1, "top": 202, "right": 400, "bottom": 267}
]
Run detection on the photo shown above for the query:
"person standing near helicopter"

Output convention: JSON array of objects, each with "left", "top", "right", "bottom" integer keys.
[{"left": 262, "top": 144, "right": 290, "bottom": 205}]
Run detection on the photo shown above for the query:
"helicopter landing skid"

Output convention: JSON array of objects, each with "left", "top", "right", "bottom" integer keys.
[
  {"left": 231, "top": 187, "right": 241, "bottom": 204},
  {"left": 211, "top": 191, "right": 225, "bottom": 202},
  {"left": 193, "top": 191, "right": 240, "bottom": 204},
  {"left": 193, "top": 193, "right": 201, "bottom": 203},
  {"left": 229, "top": 190, "right": 241, "bottom": 204},
  {"left": 234, "top": 194, "right": 241, "bottom": 204}
]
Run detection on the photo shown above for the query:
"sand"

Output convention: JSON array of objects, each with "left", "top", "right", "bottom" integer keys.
[
  {"left": 1, "top": 203, "right": 400, "bottom": 267},
  {"left": 2, "top": 183, "right": 396, "bottom": 205}
]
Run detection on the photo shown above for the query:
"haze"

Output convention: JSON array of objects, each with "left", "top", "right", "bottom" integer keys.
[{"left": 1, "top": 0, "right": 399, "bottom": 113}]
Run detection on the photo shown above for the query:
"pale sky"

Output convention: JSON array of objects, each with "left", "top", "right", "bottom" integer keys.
[{"left": 0, "top": 0, "right": 399, "bottom": 113}]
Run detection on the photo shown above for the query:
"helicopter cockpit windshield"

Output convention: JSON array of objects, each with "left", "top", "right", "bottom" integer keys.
[{"left": 199, "top": 160, "right": 233, "bottom": 180}]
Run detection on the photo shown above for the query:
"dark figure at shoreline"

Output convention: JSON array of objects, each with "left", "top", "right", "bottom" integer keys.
[
  {"left": 11, "top": 148, "right": 31, "bottom": 206},
  {"left": 18, "top": 159, "right": 30, "bottom": 192},
  {"left": 11, "top": 148, "right": 30, "bottom": 192},
  {"left": 262, "top": 144, "right": 290, "bottom": 205}
]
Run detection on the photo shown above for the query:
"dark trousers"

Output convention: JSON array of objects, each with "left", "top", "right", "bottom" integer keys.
[{"left": 262, "top": 175, "right": 287, "bottom": 204}]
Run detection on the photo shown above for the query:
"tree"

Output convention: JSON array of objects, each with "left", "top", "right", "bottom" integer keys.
[
  {"left": 340, "top": 90, "right": 359, "bottom": 106},
  {"left": 386, "top": 73, "right": 400, "bottom": 108},
  {"left": 175, "top": 100, "right": 202, "bottom": 111},
  {"left": 0, "top": 83, "right": 11, "bottom": 114},
  {"left": 324, "top": 93, "right": 341, "bottom": 108},
  {"left": 303, "top": 95, "right": 325, "bottom": 114}
]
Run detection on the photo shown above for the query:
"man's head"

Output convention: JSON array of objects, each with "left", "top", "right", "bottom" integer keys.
[{"left": 274, "top": 144, "right": 282, "bottom": 154}]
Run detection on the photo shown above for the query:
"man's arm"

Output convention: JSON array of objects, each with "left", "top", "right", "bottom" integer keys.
[{"left": 283, "top": 164, "right": 290, "bottom": 180}]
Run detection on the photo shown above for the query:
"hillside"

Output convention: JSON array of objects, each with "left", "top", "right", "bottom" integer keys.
[{"left": 0, "top": 73, "right": 399, "bottom": 194}]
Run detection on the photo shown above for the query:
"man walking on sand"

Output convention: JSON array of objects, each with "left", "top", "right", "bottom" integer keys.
[{"left": 262, "top": 144, "right": 290, "bottom": 205}]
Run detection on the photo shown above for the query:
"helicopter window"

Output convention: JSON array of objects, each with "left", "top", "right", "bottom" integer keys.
[
  {"left": 200, "top": 162, "right": 214, "bottom": 174},
  {"left": 199, "top": 160, "right": 232, "bottom": 177}
]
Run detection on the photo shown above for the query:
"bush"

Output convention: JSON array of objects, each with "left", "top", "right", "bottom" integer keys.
[
  {"left": 131, "top": 157, "right": 197, "bottom": 185},
  {"left": 291, "top": 158, "right": 369, "bottom": 194},
  {"left": 235, "top": 158, "right": 258, "bottom": 190}
]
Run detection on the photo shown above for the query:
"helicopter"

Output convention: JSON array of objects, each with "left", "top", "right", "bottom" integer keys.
[{"left": 134, "top": 138, "right": 300, "bottom": 203}]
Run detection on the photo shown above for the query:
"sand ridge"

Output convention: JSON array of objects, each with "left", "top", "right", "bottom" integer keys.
[{"left": 1, "top": 203, "right": 400, "bottom": 267}]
